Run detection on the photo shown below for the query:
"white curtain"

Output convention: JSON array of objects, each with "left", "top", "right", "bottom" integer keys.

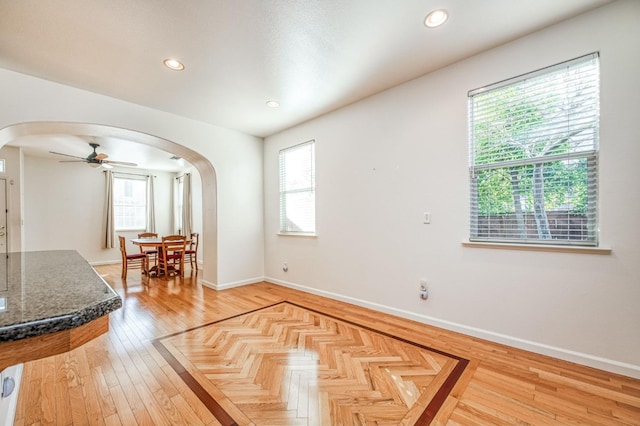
[
  {"left": 146, "top": 174, "right": 156, "bottom": 233},
  {"left": 182, "top": 173, "right": 192, "bottom": 237},
  {"left": 104, "top": 170, "right": 115, "bottom": 248}
]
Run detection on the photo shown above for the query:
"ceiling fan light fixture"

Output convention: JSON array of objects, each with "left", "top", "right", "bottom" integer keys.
[
  {"left": 424, "top": 9, "right": 448, "bottom": 28},
  {"left": 50, "top": 142, "right": 137, "bottom": 169},
  {"left": 163, "top": 58, "right": 185, "bottom": 71},
  {"left": 266, "top": 100, "right": 280, "bottom": 108}
]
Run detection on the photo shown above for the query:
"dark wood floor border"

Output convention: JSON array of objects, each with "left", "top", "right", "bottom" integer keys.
[
  {"left": 153, "top": 301, "right": 470, "bottom": 425},
  {"left": 152, "top": 339, "right": 238, "bottom": 426}
]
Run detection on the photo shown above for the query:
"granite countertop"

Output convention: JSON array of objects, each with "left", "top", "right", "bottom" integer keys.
[{"left": 0, "top": 250, "right": 122, "bottom": 343}]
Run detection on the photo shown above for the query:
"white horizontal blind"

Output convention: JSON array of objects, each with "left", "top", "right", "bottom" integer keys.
[
  {"left": 468, "top": 53, "right": 599, "bottom": 245},
  {"left": 279, "top": 140, "right": 316, "bottom": 234},
  {"left": 114, "top": 177, "right": 147, "bottom": 230}
]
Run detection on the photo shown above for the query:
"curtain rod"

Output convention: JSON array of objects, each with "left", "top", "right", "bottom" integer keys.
[{"left": 104, "top": 171, "right": 156, "bottom": 178}]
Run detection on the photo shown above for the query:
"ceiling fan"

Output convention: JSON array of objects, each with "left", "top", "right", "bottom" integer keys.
[{"left": 49, "top": 142, "right": 138, "bottom": 169}]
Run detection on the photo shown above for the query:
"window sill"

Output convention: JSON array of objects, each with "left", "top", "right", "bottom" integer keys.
[
  {"left": 277, "top": 232, "right": 317, "bottom": 238},
  {"left": 462, "top": 241, "right": 612, "bottom": 255}
]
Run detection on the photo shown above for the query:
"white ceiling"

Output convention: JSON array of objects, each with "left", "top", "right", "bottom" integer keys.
[{"left": 0, "top": 0, "right": 613, "bottom": 169}]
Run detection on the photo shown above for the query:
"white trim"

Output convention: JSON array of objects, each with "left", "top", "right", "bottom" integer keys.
[
  {"left": 202, "top": 276, "right": 264, "bottom": 291},
  {"left": 462, "top": 241, "right": 612, "bottom": 255},
  {"left": 265, "top": 276, "right": 640, "bottom": 379}
]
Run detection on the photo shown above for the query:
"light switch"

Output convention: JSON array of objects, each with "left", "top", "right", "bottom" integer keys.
[{"left": 423, "top": 212, "right": 431, "bottom": 224}]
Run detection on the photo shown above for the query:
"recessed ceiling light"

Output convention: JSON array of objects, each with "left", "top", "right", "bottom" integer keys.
[
  {"left": 266, "top": 100, "right": 280, "bottom": 108},
  {"left": 163, "top": 58, "right": 185, "bottom": 71},
  {"left": 424, "top": 9, "right": 448, "bottom": 28}
]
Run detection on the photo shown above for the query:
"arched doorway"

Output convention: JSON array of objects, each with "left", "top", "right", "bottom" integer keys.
[{"left": 0, "top": 121, "right": 218, "bottom": 284}]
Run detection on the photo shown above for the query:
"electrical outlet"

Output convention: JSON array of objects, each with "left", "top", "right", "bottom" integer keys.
[{"left": 419, "top": 279, "right": 428, "bottom": 300}]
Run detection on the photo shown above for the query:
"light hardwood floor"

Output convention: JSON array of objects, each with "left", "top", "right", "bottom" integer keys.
[{"left": 13, "top": 264, "right": 640, "bottom": 425}]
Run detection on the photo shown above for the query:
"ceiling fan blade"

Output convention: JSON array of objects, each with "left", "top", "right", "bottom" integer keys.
[
  {"left": 103, "top": 160, "right": 138, "bottom": 167},
  {"left": 49, "top": 151, "right": 86, "bottom": 160},
  {"left": 95, "top": 153, "right": 108, "bottom": 160},
  {"left": 59, "top": 160, "right": 88, "bottom": 163}
]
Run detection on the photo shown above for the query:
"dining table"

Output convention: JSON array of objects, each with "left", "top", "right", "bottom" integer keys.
[{"left": 131, "top": 237, "right": 190, "bottom": 276}]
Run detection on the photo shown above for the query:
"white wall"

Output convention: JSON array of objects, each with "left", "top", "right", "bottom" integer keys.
[
  {"left": 22, "top": 155, "right": 176, "bottom": 263},
  {"left": 264, "top": 0, "right": 640, "bottom": 377},
  {"left": 0, "top": 71, "right": 264, "bottom": 286}
]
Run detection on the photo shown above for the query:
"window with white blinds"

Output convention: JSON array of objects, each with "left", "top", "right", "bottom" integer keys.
[
  {"left": 468, "top": 53, "right": 599, "bottom": 246},
  {"left": 279, "top": 140, "right": 316, "bottom": 234}
]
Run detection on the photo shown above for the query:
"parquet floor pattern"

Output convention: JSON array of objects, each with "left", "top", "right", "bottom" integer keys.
[
  {"left": 157, "top": 302, "right": 462, "bottom": 425},
  {"left": 12, "top": 264, "right": 640, "bottom": 425}
]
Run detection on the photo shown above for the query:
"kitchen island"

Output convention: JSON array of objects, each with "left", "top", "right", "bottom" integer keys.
[{"left": 0, "top": 250, "right": 122, "bottom": 370}]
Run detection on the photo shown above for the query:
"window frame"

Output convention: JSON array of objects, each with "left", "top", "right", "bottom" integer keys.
[
  {"left": 467, "top": 53, "right": 600, "bottom": 247},
  {"left": 279, "top": 140, "right": 316, "bottom": 236},
  {"left": 113, "top": 176, "right": 148, "bottom": 231}
]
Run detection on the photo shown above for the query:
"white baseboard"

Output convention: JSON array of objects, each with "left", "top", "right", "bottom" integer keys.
[
  {"left": 265, "top": 276, "right": 640, "bottom": 379},
  {"left": 202, "top": 276, "right": 264, "bottom": 291}
]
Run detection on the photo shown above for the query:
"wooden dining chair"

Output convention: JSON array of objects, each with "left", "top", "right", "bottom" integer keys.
[
  {"left": 137, "top": 232, "right": 158, "bottom": 268},
  {"left": 158, "top": 235, "right": 187, "bottom": 277},
  {"left": 184, "top": 232, "right": 199, "bottom": 270},
  {"left": 118, "top": 235, "right": 147, "bottom": 279}
]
